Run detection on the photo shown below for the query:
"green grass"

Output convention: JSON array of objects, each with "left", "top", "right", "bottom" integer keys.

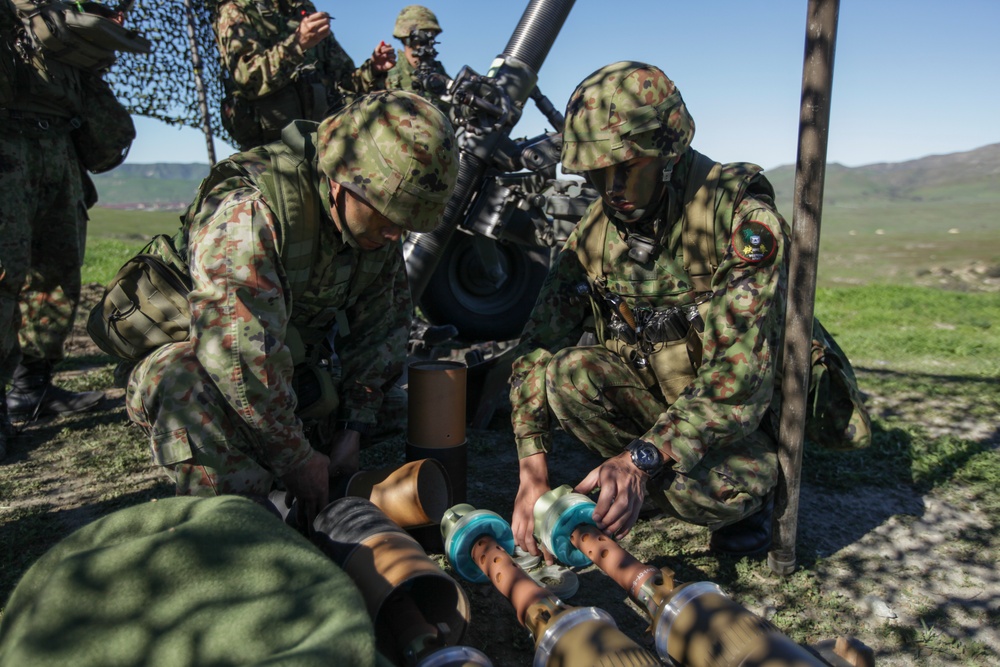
[
  {"left": 82, "top": 208, "right": 186, "bottom": 285},
  {"left": 815, "top": 285, "right": 1000, "bottom": 376}
]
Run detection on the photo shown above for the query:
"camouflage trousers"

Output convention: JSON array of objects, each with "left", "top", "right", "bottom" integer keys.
[
  {"left": 0, "top": 126, "right": 86, "bottom": 383},
  {"left": 126, "top": 341, "right": 407, "bottom": 499},
  {"left": 544, "top": 346, "right": 778, "bottom": 530}
]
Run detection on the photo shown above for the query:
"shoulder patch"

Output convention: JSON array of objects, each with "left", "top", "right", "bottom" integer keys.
[{"left": 732, "top": 219, "right": 777, "bottom": 264}]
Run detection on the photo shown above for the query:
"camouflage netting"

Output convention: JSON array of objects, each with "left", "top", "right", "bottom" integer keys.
[{"left": 106, "top": 0, "right": 235, "bottom": 151}]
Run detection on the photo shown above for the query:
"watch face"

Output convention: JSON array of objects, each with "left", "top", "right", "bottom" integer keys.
[{"left": 631, "top": 442, "right": 661, "bottom": 472}]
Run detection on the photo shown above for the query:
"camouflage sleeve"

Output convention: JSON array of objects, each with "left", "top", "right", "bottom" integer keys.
[
  {"left": 649, "top": 195, "right": 790, "bottom": 474},
  {"left": 509, "top": 228, "right": 591, "bottom": 459},
  {"left": 320, "top": 35, "right": 385, "bottom": 97},
  {"left": 187, "top": 188, "right": 312, "bottom": 477},
  {"left": 214, "top": 1, "right": 307, "bottom": 99},
  {"left": 334, "top": 245, "right": 411, "bottom": 425}
]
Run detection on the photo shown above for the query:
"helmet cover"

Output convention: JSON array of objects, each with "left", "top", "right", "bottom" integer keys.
[
  {"left": 317, "top": 90, "right": 458, "bottom": 233},
  {"left": 393, "top": 5, "right": 442, "bottom": 39},
  {"left": 561, "top": 61, "right": 695, "bottom": 172}
]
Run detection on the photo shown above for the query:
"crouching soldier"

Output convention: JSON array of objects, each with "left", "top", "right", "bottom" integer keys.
[
  {"left": 509, "top": 62, "right": 791, "bottom": 559},
  {"left": 125, "top": 91, "right": 458, "bottom": 528}
]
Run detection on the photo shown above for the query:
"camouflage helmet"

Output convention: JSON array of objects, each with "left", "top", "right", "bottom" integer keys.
[
  {"left": 561, "top": 61, "right": 695, "bottom": 173},
  {"left": 393, "top": 5, "right": 442, "bottom": 39},
  {"left": 317, "top": 91, "right": 458, "bottom": 233}
]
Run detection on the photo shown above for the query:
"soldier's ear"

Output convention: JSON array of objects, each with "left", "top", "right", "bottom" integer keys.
[{"left": 326, "top": 181, "right": 344, "bottom": 229}]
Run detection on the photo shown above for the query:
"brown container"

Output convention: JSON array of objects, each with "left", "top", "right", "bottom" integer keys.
[
  {"left": 407, "top": 360, "right": 467, "bottom": 447},
  {"left": 407, "top": 360, "right": 468, "bottom": 505},
  {"left": 313, "top": 497, "right": 471, "bottom": 663},
  {"left": 344, "top": 458, "right": 452, "bottom": 528}
]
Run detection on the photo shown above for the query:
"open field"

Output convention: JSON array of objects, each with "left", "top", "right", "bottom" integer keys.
[{"left": 2, "top": 206, "right": 999, "bottom": 665}]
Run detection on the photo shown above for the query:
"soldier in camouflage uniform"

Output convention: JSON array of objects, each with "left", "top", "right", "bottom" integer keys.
[
  {"left": 125, "top": 91, "right": 458, "bottom": 529},
  {"left": 385, "top": 5, "right": 450, "bottom": 112},
  {"left": 213, "top": 0, "right": 396, "bottom": 150},
  {"left": 510, "top": 62, "right": 791, "bottom": 559},
  {"left": 0, "top": 0, "right": 137, "bottom": 460}
]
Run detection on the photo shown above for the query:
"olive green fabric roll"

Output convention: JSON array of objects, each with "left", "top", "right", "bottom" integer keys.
[{"left": 0, "top": 496, "right": 386, "bottom": 667}]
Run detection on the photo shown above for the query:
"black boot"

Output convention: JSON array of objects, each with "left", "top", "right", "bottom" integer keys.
[
  {"left": 5, "top": 357, "right": 103, "bottom": 419},
  {"left": 709, "top": 496, "right": 774, "bottom": 558},
  {"left": 0, "top": 388, "right": 12, "bottom": 462}
]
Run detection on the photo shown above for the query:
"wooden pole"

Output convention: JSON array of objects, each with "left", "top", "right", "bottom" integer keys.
[
  {"left": 768, "top": 0, "right": 839, "bottom": 576},
  {"left": 182, "top": 0, "right": 216, "bottom": 165}
]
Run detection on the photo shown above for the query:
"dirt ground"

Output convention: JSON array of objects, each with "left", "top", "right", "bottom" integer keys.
[{"left": 2, "top": 284, "right": 997, "bottom": 666}]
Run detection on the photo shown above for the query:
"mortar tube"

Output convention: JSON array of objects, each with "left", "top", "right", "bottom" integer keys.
[
  {"left": 407, "top": 360, "right": 468, "bottom": 504},
  {"left": 469, "top": 534, "right": 658, "bottom": 667},
  {"left": 311, "top": 497, "right": 471, "bottom": 664}
]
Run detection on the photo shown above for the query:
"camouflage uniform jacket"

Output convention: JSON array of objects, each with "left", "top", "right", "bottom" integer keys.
[
  {"left": 384, "top": 54, "right": 449, "bottom": 111},
  {"left": 214, "top": 0, "right": 382, "bottom": 107},
  {"left": 509, "top": 149, "right": 790, "bottom": 474},
  {"left": 166, "top": 140, "right": 411, "bottom": 475}
]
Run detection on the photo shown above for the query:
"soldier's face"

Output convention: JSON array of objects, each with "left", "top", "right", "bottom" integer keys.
[
  {"left": 590, "top": 156, "right": 667, "bottom": 223},
  {"left": 330, "top": 183, "right": 403, "bottom": 251}
]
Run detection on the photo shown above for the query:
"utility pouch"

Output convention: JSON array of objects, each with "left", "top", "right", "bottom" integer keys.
[
  {"left": 220, "top": 75, "right": 262, "bottom": 150},
  {"left": 255, "top": 85, "right": 308, "bottom": 138},
  {"left": 87, "top": 234, "right": 192, "bottom": 361},
  {"left": 648, "top": 337, "right": 698, "bottom": 405},
  {"left": 72, "top": 74, "right": 134, "bottom": 173},
  {"left": 805, "top": 319, "right": 872, "bottom": 451}
]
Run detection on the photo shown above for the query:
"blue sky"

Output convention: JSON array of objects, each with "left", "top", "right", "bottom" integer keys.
[{"left": 128, "top": 0, "right": 1000, "bottom": 170}]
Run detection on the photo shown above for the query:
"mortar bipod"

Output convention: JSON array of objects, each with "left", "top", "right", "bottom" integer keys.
[
  {"left": 440, "top": 503, "right": 660, "bottom": 667},
  {"left": 533, "top": 486, "right": 874, "bottom": 667}
]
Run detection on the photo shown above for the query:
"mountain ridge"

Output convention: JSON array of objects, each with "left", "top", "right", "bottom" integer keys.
[{"left": 93, "top": 143, "right": 1000, "bottom": 210}]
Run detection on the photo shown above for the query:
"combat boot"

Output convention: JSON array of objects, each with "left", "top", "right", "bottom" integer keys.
[
  {"left": 709, "top": 496, "right": 774, "bottom": 558},
  {"left": 1, "top": 387, "right": 14, "bottom": 462},
  {"left": 5, "top": 356, "right": 103, "bottom": 419}
]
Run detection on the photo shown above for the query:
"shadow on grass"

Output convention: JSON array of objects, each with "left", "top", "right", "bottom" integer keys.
[{"left": 0, "top": 483, "right": 173, "bottom": 606}]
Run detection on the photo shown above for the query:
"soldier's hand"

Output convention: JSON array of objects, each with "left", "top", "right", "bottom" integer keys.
[
  {"left": 575, "top": 451, "right": 646, "bottom": 540},
  {"left": 281, "top": 449, "right": 331, "bottom": 532},
  {"left": 296, "top": 12, "right": 331, "bottom": 50},
  {"left": 326, "top": 430, "right": 361, "bottom": 478},
  {"left": 512, "top": 453, "right": 554, "bottom": 564},
  {"left": 372, "top": 40, "right": 397, "bottom": 72}
]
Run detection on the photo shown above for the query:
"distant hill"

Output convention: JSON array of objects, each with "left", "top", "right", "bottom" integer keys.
[
  {"left": 766, "top": 143, "right": 1000, "bottom": 215},
  {"left": 91, "top": 162, "right": 209, "bottom": 209},
  {"left": 92, "top": 143, "right": 1000, "bottom": 213}
]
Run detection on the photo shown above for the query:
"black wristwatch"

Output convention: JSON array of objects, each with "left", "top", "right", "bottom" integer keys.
[
  {"left": 626, "top": 440, "right": 665, "bottom": 477},
  {"left": 339, "top": 420, "right": 374, "bottom": 437}
]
